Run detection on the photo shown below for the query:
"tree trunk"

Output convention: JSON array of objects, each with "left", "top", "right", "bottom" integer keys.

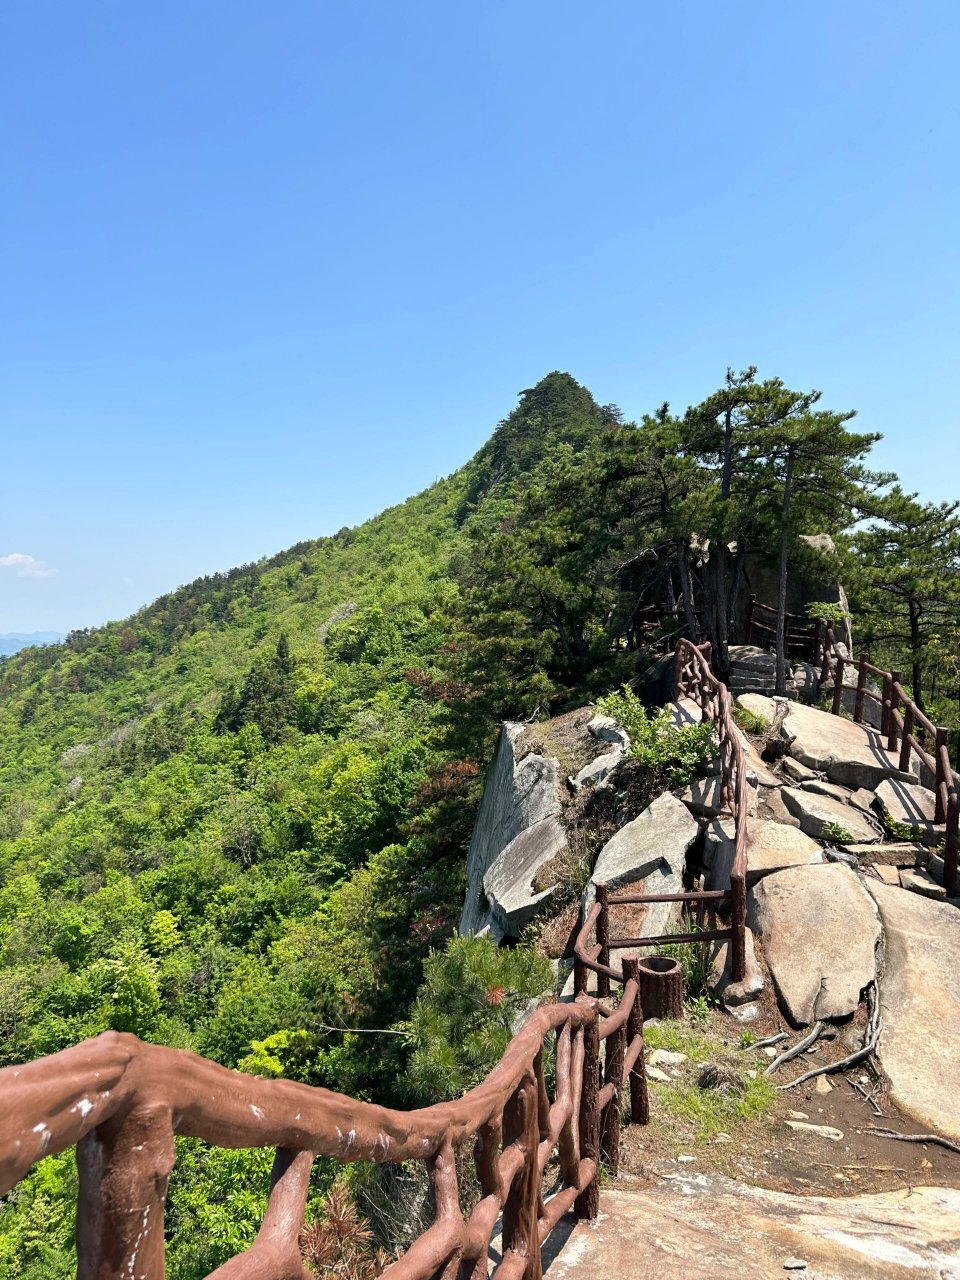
[
  {"left": 775, "top": 450, "right": 795, "bottom": 697},
  {"left": 704, "top": 543, "right": 732, "bottom": 681},
  {"left": 676, "top": 544, "right": 699, "bottom": 642},
  {"left": 909, "top": 600, "right": 925, "bottom": 710},
  {"left": 721, "top": 405, "right": 734, "bottom": 501}
]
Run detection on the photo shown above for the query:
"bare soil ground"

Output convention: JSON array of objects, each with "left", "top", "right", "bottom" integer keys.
[{"left": 620, "top": 1005, "right": 960, "bottom": 1197}]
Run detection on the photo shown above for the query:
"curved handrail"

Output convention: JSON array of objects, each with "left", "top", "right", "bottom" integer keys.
[
  {"left": 819, "top": 625, "right": 959, "bottom": 895},
  {"left": 574, "top": 639, "right": 749, "bottom": 994},
  {"left": 0, "top": 979, "right": 647, "bottom": 1279}
]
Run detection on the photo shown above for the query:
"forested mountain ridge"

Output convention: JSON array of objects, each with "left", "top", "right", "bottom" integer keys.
[{"left": 0, "top": 372, "right": 619, "bottom": 1092}]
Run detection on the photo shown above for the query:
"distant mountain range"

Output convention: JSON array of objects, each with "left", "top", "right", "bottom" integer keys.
[{"left": 0, "top": 631, "right": 64, "bottom": 657}]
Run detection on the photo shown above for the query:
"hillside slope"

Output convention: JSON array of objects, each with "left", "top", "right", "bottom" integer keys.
[{"left": 0, "top": 371, "right": 610, "bottom": 1098}]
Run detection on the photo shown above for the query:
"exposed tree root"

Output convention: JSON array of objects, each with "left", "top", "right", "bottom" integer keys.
[
  {"left": 764, "top": 1022, "right": 824, "bottom": 1076},
  {"left": 779, "top": 984, "right": 881, "bottom": 1091},
  {"left": 866, "top": 1128, "right": 960, "bottom": 1156}
]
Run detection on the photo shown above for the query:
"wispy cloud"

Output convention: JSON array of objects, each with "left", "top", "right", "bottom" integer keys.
[{"left": 0, "top": 552, "right": 58, "bottom": 580}]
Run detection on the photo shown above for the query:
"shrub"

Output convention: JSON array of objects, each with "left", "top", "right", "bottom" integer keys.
[
  {"left": 404, "top": 935, "right": 552, "bottom": 1102},
  {"left": 822, "top": 821, "right": 854, "bottom": 844},
  {"left": 595, "top": 688, "right": 717, "bottom": 788}
]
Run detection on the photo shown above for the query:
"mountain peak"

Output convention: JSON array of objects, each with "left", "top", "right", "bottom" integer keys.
[{"left": 461, "top": 371, "right": 615, "bottom": 512}]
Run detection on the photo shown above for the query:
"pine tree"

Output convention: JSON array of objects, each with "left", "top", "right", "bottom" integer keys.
[{"left": 849, "top": 489, "right": 960, "bottom": 707}]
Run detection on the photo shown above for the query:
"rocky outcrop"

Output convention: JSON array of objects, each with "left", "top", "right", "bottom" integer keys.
[
  {"left": 483, "top": 816, "right": 567, "bottom": 935},
  {"left": 585, "top": 793, "right": 698, "bottom": 937},
  {"left": 868, "top": 880, "right": 960, "bottom": 1142},
  {"left": 460, "top": 723, "right": 563, "bottom": 937},
  {"left": 748, "top": 862, "right": 881, "bottom": 1025}
]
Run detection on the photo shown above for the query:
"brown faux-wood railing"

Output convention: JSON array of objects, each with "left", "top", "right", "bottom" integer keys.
[
  {"left": 573, "top": 638, "right": 749, "bottom": 998},
  {"left": 0, "top": 982, "right": 648, "bottom": 1279},
  {"left": 744, "top": 595, "right": 823, "bottom": 661},
  {"left": 819, "top": 626, "right": 959, "bottom": 896}
]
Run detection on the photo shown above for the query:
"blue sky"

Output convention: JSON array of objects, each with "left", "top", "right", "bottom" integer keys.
[{"left": 2, "top": 1, "right": 958, "bottom": 633}]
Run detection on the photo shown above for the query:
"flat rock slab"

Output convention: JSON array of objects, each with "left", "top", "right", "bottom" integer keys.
[
  {"left": 547, "top": 1179, "right": 960, "bottom": 1279},
  {"left": 570, "top": 748, "right": 622, "bottom": 792},
  {"left": 747, "top": 821, "right": 823, "bottom": 882},
  {"left": 874, "top": 864, "right": 902, "bottom": 886},
  {"left": 777, "top": 699, "right": 914, "bottom": 790},
  {"left": 874, "top": 778, "right": 943, "bottom": 844},
  {"left": 781, "top": 786, "right": 881, "bottom": 843},
  {"left": 798, "top": 777, "right": 854, "bottom": 805},
  {"left": 585, "top": 792, "right": 698, "bottom": 922},
  {"left": 706, "top": 818, "right": 823, "bottom": 890},
  {"left": 845, "top": 841, "right": 927, "bottom": 868},
  {"left": 483, "top": 815, "right": 565, "bottom": 935},
  {"left": 867, "top": 880, "right": 960, "bottom": 1141},
  {"left": 748, "top": 862, "right": 881, "bottom": 1025},
  {"left": 899, "top": 866, "right": 947, "bottom": 900},
  {"left": 782, "top": 755, "right": 819, "bottom": 783}
]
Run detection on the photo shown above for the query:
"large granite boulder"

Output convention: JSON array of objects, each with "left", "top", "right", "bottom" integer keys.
[
  {"left": 780, "top": 786, "right": 881, "bottom": 843},
  {"left": 459, "top": 723, "right": 562, "bottom": 936},
  {"left": 874, "top": 777, "right": 943, "bottom": 844},
  {"left": 748, "top": 862, "right": 881, "bottom": 1025},
  {"left": 483, "top": 816, "right": 566, "bottom": 936},
  {"left": 706, "top": 818, "right": 823, "bottom": 890},
  {"left": 867, "top": 880, "right": 960, "bottom": 1142},
  {"left": 585, "top": 792, "right": 698, "bottom": 940},
  {"left": 777, "top": 700, "right": 914, "bottom": 790}
]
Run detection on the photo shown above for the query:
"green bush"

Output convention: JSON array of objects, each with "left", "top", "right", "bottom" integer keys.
[
  {"left": 596, "top": 688, "right": 717, "bottom": 787},
  {"left": 404, "top": 934, "right": 552, "bottom": 1102}
]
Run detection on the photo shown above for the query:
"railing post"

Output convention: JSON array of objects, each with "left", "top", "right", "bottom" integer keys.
[
  {"left": 599, "top": 1016, "right": 624, "bottom": 1176},
  {"left": 502, "top": 1075, "right": 542, "bottom": 1280},
  {"left": 899, "top": 704, "right": 914, "bottom": 774},
  {"left": 880, "top": 673, "right": 891, "bottom": 739},
  {"left": 573, "top": 903, "right": 587, "bottom": 997},
  {"left": 946, "top": 796, "right": 959, "bottom": 899},
  {"left": 730, "top": 872, "right": 746, "bottom": 984},
  {"left": 622, "top": 958, "right": 649, "bottom": 1126},
  {"left": 855, "top": 655, "right": 868, "bottom": 723},
  {"left": 674, "top": 641, "right": 684, "bottom": 698},
  {"left": 76, "top": 1104, "right": 174, "bottom": 1280},
  {"left": 596, "top": 883, "right": 611, "bottom": 1000},
  {"left": 887, "top": 672, "right": 902, "bottom": 754},
  {"left": 935, "top": 728, "right": 949, "bottom": 824},
  {"left": 831, "top": 653, "right": 845, "bottom": 716},
  {"left": 575, "top": 1018, "right": 600, "bottom": 1221}
]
